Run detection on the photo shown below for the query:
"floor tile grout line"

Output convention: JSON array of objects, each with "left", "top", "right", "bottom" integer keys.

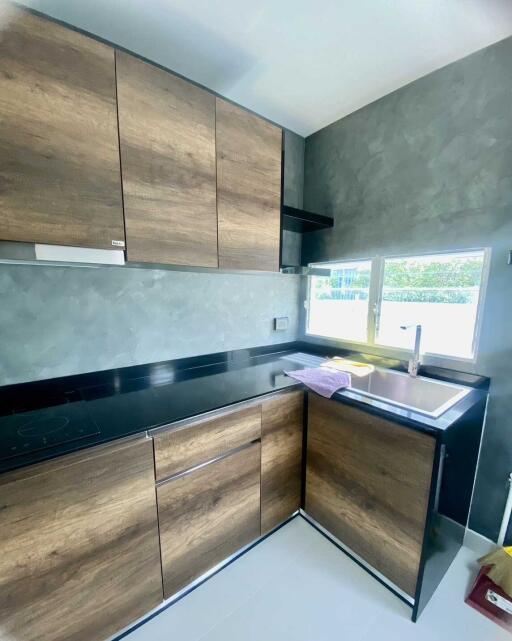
[
  {"left": 192, "top": 520, "right": 317, "bottom": 641},
  {"left": 194, "top": 518, "right": 388, "bottom": 641},
  {"left": 192, "top": 554, "right": 300, "bottom": 641},
  {"left": 123, "top": 518, "right": 314, "bottom": 640}
]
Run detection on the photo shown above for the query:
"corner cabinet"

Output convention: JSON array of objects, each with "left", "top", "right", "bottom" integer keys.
[
  {"left": 261, "top": 390, "right": 303, "bottom": 533},
  {"left": 305, "top": 394, "right": 435, "bottom": 599},
  {"left": 0, "top": 437, "right": 163, "bottom": 641},
  {"left": 116, "top": 52, "right": 218, "bottom": 267},
  {"left": 0, "top": 8, "right": 125, "bottom": 250},
  {"left": 216, "top": 98, "right": 282, "bottom": 271}
]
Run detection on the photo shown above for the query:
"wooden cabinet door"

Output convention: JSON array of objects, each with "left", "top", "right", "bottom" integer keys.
[
  {"left": 216, "top": 98, "right": 282, "bottom": 271},
  {"left": 117, "top": 52, "right": 218, "bottom": 267},
  {"left": 0, "top": 437, "right": 163, "bottom": 641},
  {"left": 261, "top": 390, "right": 303, "bottom": 534},
  {"left": 305, "top": 394, "right": 435, "bottom": 598},
  {"left": 0, "top": 8, "right": 125, "bottom": 249},
  {"left": 157, "top": 442, "right": 261, "bottom": 598}
]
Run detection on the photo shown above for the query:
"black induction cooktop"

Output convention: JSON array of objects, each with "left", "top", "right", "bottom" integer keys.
[{"left": 0, "top": 399, "right": 100, "bottom": 462}]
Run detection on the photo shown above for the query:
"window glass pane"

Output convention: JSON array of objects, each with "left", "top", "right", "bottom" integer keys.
[
  {"left": 307, "top": 260, "right": 372, "bottom": 343},
  {"left": 376, "top": 251, "right": 485, "bottom": 358}
]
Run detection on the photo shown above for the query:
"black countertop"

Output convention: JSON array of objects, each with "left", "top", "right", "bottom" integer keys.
[{"left": 0, "top": 342, "right": 489, "bottom": 474}]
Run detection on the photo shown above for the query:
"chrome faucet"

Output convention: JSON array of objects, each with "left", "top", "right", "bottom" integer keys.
[{"left": 400, "top": 324, "right": 422, "bottom": 377}]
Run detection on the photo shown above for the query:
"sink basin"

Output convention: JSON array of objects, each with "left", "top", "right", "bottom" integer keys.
[{"left": 347, "top": 367, "right": 471, "bottom": 418}]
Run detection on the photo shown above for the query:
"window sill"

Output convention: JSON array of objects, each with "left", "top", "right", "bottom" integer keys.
[{"left": 303, "top": 331, "right": 478, "bottom": 372}]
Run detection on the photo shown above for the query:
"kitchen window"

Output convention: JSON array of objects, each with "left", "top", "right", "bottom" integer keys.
[
  {"left": 306, "top": 249, "right": 489, "bottom": 362},
  {"left": 307, "top": 260, "right": 372, "bottom": 343}
]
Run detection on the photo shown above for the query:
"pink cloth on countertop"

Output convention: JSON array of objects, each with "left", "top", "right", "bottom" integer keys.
[{"left": 284, "top": 367, "right": 351, "bottom": 398}]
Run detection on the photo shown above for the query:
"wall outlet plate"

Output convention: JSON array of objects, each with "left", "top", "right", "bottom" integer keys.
[{"left": 274, "top": 316, "right": 289, "bottom": 331}]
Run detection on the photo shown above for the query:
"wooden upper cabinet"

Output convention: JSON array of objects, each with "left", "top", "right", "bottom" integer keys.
[
  {"left": 0, "top": 8, "right": 125, "bottom": 249},
  {"left": 216, "top": 99, "right": 282, "bottom": 271},
  {"left": 0, "top": 437, "right": 163, "bottom": 641},
  {"left": 305, "top": 394, "right": 435, "bottom": 598},
  {"left": 116, "top": 52, "right": 218, "bottom": 267}
]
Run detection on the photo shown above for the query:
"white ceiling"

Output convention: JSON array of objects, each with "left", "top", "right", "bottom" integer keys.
[{"left": 11, "top": 0, "right": 512, "bottom": 136}]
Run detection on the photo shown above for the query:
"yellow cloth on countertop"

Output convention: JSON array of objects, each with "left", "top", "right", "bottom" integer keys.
[{"left": 320, "top": 357, "right": 375, "bottom": 378}]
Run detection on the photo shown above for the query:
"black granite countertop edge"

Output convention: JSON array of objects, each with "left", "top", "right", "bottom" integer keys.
[
  {"left": 0, "top": 377, "right": 303, "bottom": 475},
  {"left": 0, "top": 341, "right": 490, "bottom": 476},
  {"left": 0, "top": 339, "right": 489, "bottom": 414},
  {"left": 331, "top": 386, "right": 486, "bottom": 438},
  {"left": 0, "top": 341, "right": 301, "bottom": 415}
]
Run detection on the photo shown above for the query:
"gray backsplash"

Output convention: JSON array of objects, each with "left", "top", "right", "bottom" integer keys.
[
  {"left": 302, "top": 36, "right": 512, "bottom": 542},
  {"left": 0, "top": 264, "right": 301, "bottom": 385}
]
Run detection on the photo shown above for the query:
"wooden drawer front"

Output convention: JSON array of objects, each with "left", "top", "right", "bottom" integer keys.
[
  {"left": 261, "top": 390, "right": 303, "bottom": 534},
  {"left": 157, "top": 442, "right": 261, "bottom": 597},
  {"left": 154, "top": 405, "right": 261, "bottom": 481},
  {"left": 306, "top": 394, "right": 435, "bottom": 598},
  {"left": 0, "top": 438, "right": 163, "bottom": 641}
]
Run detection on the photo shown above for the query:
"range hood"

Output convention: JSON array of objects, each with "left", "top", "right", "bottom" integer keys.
[
  {"left": 280, "top": 206, "right": 334, "bottom": 274},
  {"left": 281, "top": 205, "right": 334, "bottom": 233},
  {"left": 0, "top": 241, "right": 125, "bottom": 267}
]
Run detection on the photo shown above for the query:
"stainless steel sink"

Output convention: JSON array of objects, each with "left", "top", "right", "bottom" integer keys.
[{"left": 347, "top": 367, "right": 471, "bottom": 418}]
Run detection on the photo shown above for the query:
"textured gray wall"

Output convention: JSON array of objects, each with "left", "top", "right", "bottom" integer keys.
[
  {"left": 303, "top": 36, "right": 512, "bottom": 541},
  {"left": 0, "top": 264, "right": 301, "bottom": 385}
]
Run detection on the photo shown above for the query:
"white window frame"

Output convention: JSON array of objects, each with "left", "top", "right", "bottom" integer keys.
[{"left": 305, "top": 248, "right": 491, "bottom": 368}]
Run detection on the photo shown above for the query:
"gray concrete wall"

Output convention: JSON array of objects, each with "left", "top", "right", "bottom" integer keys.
[
  {"left": 0, "top": 265, "right": 301, "bottom": 385},
  {"left": 302, "top": 36, "right": 512, "bottom": 541}
]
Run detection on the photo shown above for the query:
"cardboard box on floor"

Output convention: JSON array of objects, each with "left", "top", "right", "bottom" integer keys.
[{"left": 466, "top": 547, "right": 512, "bottom": 632}]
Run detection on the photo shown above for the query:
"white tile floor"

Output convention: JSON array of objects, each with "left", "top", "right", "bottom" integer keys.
[{"left": 122, "top": 517, "right": 508, "bottom": 641}]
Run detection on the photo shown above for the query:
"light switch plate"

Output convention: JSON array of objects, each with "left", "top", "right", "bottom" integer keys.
[{"left": 274, "top": 316, "right": 289, "bottom": 331}]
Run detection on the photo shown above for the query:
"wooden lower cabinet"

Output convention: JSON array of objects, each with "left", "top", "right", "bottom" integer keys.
[
  {"left": 261, "top": 390, "right": 303, "bottom": 533},
  {"left": 305, "top": 394, "right": 435, "bottom": 598},
  {"left": 0, "top": 437, "right": 163, "bottom": 641},
  {"left": 157, "top": 442, "right": 261, "bottom": 598}
]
